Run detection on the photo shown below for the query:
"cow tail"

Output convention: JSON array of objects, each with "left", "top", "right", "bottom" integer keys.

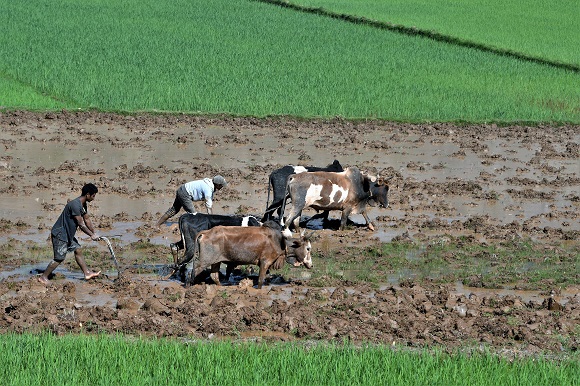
[
  {"left": 179, "top": 216, "right": 186, "bottom": 259},
  {"left": 279, "top": 179, "right": 290, "bottom": 226},
  {"left": 193, "top": 231, "right": 204, "bottom": 263},
  {"left": 265, "top": 176, "right": 272, "bottom": 212}
]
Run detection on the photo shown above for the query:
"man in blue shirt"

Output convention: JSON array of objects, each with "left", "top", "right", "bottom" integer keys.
[
  {"left": 156, "top": 175, "right": 227, "bottom": 228},
  {"left": 38, "top": 183, "right": 102, "bottom": 285}
]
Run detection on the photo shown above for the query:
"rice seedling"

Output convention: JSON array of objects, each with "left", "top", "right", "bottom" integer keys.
[
  {"left": 0, "top": 0, "right": 578, "bottom": 122},
  {"left": 0, "top": 333, "right": 578, "bottom": 385},
  {"left": 286, "top": 0, "right": 580, "bottom": 67}
]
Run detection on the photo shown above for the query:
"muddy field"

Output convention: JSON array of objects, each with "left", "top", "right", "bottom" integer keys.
[{"left": 0, "top": 111, "right": 579, "bottom": 354}]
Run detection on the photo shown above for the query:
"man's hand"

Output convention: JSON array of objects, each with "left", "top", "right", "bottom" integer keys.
[{"left": 91, "top": 233, "right": 101, "bottom": 241}]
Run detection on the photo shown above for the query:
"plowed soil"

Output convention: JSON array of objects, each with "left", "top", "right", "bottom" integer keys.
[{"left": 0, "top": 111, "right": 578, "bottom": 355}]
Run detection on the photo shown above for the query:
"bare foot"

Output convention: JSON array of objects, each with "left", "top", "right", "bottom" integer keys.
[
  {"left": 37, "top": 276, "right": 50, "bottom": 285},
  {"left": 85, "top": 271, "right": 101, "bottom": 280}
]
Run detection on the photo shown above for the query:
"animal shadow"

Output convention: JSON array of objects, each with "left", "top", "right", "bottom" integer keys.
[{"left": 300, "top": 213, "right": 367, "bottom": 231}]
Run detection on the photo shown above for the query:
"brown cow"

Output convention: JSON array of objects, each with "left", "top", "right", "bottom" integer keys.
[{"left": 180, "top": 221, "right": 312, "bottom": 289}]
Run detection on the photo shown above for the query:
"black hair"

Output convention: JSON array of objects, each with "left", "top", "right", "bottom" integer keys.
[{"left": 81, "top": 183, "right": 98, "bottom": 196}]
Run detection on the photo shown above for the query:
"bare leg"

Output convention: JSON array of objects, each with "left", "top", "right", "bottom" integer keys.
[
  {"left": 74, "top": 249, "right": 101, "bottom": 280},
  {"left": 38, "top": 260, "right": 60, "bottom": 285}
]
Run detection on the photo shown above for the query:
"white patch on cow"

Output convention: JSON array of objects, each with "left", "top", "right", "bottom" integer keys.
[
  {"left": 329, "top": 184, "right": 348, "bottom": 204},
  {"left": 303, "top": 241, "right": 313, "bottom": 268},
  {"left": 241, "top": 215, "right": 261, "bottom": 227},
  {"left": 293, "top": 166, "right": 308, "bottom": 174},
  {"left": 282, "top": 228, "right": 293, "bottom": 239},
  {"left": 305, "top": 183, "right": 348, "bottom": 206},
  {"left": 304, "top": 184, "right": 324, "bottom": 206}
]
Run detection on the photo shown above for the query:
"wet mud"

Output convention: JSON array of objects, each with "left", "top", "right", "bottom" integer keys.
[{"left": 0, "top": 111, "right": 579, "bottom": 354}]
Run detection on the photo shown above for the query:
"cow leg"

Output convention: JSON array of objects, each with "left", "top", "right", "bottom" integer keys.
[
  {"left": 284, "top": 208, "right": 301, "bottom": 233},
  {"left": 262, "top": 202, "right": 279, "bottom": 222},
  {"left": 170, "top": 241, "right": 184, "bottom": 264},
  {"left": 257, "top": 260, "right": 269, "bottom": 289},
  {"left": 361, "top": 211, "right": 375, "bottom": 231},
  {"left": 186, "top": 265, "right": 206, "bottom": 287},
  {"left": 276, "top": 204, "right": 284, "bottom": 221},
  {"left": 170, "top": 245, "right": 179, "bottom": 265},
  {"left": 339, "top": 209, "right": 352, "bottom": 230},
  {"left": 292, "top": 216, "right": 301, "bottom": 234},
  {"left": 210, "top": 263, "right": 221, "bottom": 286},
  {"left": 175, "top": 251, "right": 194, "bottom": 274},
  {"left": 225, "top": 262, "right": 236, "bottom": 281}
]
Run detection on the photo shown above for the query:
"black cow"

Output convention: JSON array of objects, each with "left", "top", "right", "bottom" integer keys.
[
  {"left": 171, "top": 213, "right": 261, "bottom": 281},
  {"left": 262, "top": 160, "right": 343, "bottom": 222},
  {"left": 281, "top": 167, "right": 390, "bottom": 232}
]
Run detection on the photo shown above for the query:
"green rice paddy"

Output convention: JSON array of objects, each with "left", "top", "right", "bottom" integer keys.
[
  {"left": 0, "top": 0, "right": 578, "bottom": 122},
  {"left": 0, "top": 333, "right": 577, "bottom": 386},
  {"left": 287, "top": 0, "right": 580, "bottom": 67}
]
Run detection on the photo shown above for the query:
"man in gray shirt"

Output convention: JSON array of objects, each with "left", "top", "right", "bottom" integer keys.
[{"left": 38, "top": 183, "right": 102, "bottom": 284}]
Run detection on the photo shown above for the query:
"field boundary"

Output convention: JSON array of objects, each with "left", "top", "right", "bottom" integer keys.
[{"left": 257, "top": 0, "right": 580, "bottom": 73}]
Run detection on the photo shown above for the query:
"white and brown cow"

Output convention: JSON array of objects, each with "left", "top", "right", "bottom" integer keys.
[
  {"left": 262, "top": 160, "right": 343, "bottom": 222},
  {"left": 179, "top": 221, "right": 312, "bottom": 289},
  {"left": 281, "top": 167, "right": 390, "bottom": 232}
]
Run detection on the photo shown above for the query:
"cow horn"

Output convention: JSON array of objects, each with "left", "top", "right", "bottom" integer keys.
[{"left": 362, "top": 171, "right": 376, "bottom": 182}]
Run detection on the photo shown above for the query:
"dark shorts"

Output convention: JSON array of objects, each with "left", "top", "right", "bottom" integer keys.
[{"left": 51, "top": 234, "right": 81, "bottom": 262}]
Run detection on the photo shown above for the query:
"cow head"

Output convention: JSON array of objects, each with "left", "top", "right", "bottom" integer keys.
[
  {"left": 364, "top": 174, "right": 391, "bottom": 208},
  {"left": 285, "top": 230, "right": 313, "bottom": 269}
]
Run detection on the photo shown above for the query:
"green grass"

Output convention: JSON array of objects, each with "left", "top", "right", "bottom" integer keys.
[
  {"left": 286, "top": 0, "right": 580, "bottom": 67},
  {"left": 0, "top": 333, "right": 578, "bottom": 385},
  {"left": 299, "top": 238, "right": 580, "bottom": 290},
  {"left": 0, "top": 0, "right": 579, "bottom": 122}
]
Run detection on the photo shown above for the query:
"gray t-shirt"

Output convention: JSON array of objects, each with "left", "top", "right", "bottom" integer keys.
[{"left": 51, "top": 197, "right": 86, "bottom": 244}]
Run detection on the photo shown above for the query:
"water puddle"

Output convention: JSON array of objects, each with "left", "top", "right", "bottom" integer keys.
[{"left": 453, "top": 281, "right": 577, "bottom": 306}]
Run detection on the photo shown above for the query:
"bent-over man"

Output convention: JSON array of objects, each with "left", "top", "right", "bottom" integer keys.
[{"left": 156, "top": 175, "right": 227, "bottom": 228}]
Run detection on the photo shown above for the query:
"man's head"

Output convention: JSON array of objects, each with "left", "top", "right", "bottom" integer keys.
[
  {"left": 213, "top": 175, "right": 227, "bottom": 190},
  {"left": 82, "top": 183, "right": 98, "bottom": 200}
]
